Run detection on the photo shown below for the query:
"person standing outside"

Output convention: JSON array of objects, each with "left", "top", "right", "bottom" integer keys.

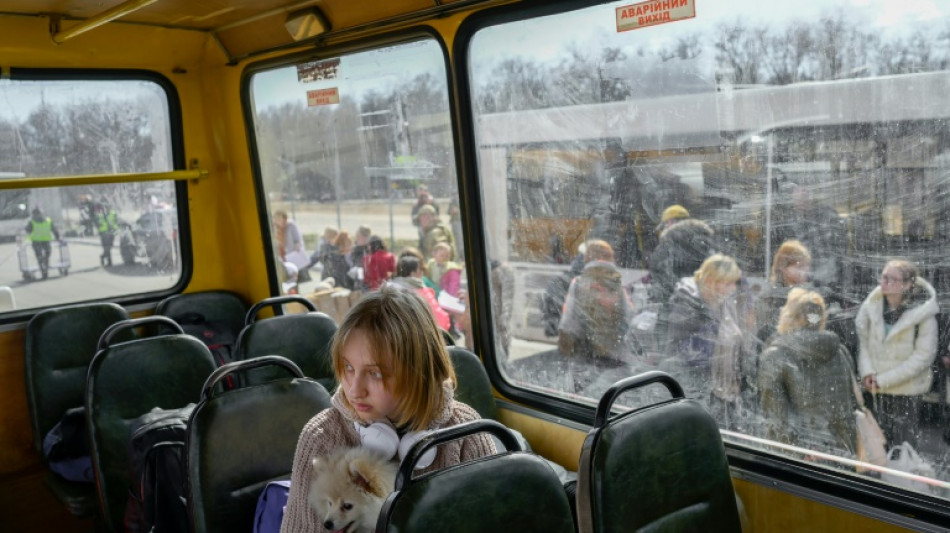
[
  {"left": 96, "top": 203, "right": 118, "bottom": 267},
  {"left": 417, "top": 204, "right": 456, "bottom": 261},
  {"left": 758, "top": 288, "right": 857, "bottom": 457},
  {"left": 24, "top": 207, "right": 61, "bottom": 279},
  {"left": 647, "top": 205, "right": 717, "bottom": 305},
  {"left": 855, "top": 259, "right": 937, "bottom": 449},
  {"left": 273, "top": 210, "right": 309, "bottom": 282}
]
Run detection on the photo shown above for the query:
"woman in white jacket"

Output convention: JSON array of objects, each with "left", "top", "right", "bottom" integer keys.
[{"left": 855, "top": 259, "right": 938, "bottom": 448}]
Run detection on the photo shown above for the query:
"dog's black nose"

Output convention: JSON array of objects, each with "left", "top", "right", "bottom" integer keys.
[{"left": 323, "top": 521, "right": 334, "bottom": 530}]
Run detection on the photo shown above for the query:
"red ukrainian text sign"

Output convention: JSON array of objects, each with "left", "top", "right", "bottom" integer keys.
[
  {"left": 307, "top": 87, "right": 340, "bottom": 106},
  {"left": 616, "top": 0, "right": 695, "bottom": 32}
]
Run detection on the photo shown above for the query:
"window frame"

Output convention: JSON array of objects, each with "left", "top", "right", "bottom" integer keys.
[{"left": 0, "top": 68, "right": 191, "bottom": 325}]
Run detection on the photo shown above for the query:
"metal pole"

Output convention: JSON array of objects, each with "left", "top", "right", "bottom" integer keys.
[
  {"left": 333, "top": 126, "right": 342, "bottom": 229},
  {"left": 389, "top": 176, "right": 395, "bottom": 251},
  {"left": 764, "top": 134, "right": 774, "bottom": 273}
]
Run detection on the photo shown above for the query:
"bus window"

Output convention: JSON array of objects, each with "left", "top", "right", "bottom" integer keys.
[
  {"left": 0, "top": 77, "right": 181, "bottom": 313},
  {"left": 248, "top": 39, "right": 467, "bottom": 323},
  {"left": 468, "top": 0, "right": 950, "bottom": 497}
]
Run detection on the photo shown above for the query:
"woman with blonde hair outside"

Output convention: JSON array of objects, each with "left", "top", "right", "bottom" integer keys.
[
  {"left": 664, "top": 253, "right": 746, "bottom": 427},
  {"left": 755, "top": 240, "right": 812, "bottom": 345},
  {"left": 855, "top": 259, "right": 938, "bottom": 448},
  {"left": 759, "top": 288, "right": 857, "bottom": 457}
]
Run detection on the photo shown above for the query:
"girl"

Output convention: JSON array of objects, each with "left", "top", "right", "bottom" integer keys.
[
  {"left": 281, "top": 286, "right": 496, "bottom": 533},
  {"left": 855, "top": 259, "right": 937, "bottom": 448},
  {"left": 758, "top": 288, "right": 856, "bottom": 457}
]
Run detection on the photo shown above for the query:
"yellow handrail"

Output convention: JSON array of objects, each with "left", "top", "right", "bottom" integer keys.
[{"left": 0, "top": 169, "right": 208, "bottom": 190}]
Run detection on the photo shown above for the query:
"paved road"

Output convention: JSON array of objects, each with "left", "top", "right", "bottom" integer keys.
[{"left": 0, "top": 237, "right": 177, "bottom": 312}]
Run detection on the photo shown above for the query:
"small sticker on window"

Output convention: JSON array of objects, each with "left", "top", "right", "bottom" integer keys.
[
  {"left": 297, "top": 58, "right": 340, "bottom": 82},
  {"left": 307, "top": 87, "right": 340, "bottom": 106}
]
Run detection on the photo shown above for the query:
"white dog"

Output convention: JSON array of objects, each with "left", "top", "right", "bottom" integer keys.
[{"left": 308, "top": 447, "right": 398, "bottom": 533}]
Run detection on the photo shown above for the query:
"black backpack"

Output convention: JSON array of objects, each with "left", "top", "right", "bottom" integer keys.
[
  {"left": 174, "top": 312, "right": 236, "bottom": 367},
  {"left": 124, "top": 403, "right": 195, "bottom": 533}
]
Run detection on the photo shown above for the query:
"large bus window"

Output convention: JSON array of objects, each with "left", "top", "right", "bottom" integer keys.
[
  {"left": 0, "top": 78, "right": 181, "bottom": 313},
  {"left": 468, "top": 1, "right": 950, "bottom": 496},
  {"left": 249, "top": 39, "right": 466, "bottom": 326}
]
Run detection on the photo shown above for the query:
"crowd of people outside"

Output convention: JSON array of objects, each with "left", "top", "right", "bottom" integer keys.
[{"left": 536, "top": 201, "right": 950, "bottom": 476}]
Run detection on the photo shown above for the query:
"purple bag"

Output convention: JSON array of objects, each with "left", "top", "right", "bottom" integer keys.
[{"left": 254, "top": 480, "right": 291, "bottom": 533}]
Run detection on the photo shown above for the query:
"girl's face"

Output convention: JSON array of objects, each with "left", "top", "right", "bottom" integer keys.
[
  {"left": 433, "top": 247, "right": 449, "bottom": 264},
  {"left": 341, "top": 328, "right": 399, "bottom": 424},
  {"left": 781, "top": 260, "right": 810, "bottom": 286},
  {"left": 701, "top": 277, "right": 737, "bottom": 304}
]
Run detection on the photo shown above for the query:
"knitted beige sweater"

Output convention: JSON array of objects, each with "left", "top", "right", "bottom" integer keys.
[{"left": 280, "top": 382, "right": 496, "bottom": 533}]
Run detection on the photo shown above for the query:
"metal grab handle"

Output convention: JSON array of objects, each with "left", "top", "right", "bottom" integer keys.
[
  {"left": 593, "top": 371, "right": 685, "bottom": 428},
  {"left": 97, "top": 316, "right": 183, "bottom": 351},
  {"left": 245, "top": 295, "right": 317, "bottom": 326},
  {"left": 395, "top": 419, "right": 522, "bottom": 490},
  {"left": 200, "top": 355, "right": 304, "bottom": 400}
]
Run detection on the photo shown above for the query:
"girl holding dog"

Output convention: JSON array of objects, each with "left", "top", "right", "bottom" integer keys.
[{"left": 281, "top": 286, "right": 496, "bottom": 533}]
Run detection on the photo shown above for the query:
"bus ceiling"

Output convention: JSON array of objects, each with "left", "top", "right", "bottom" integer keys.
[{"left": 2, "top": 0, "right": 505, "bottom": 63}]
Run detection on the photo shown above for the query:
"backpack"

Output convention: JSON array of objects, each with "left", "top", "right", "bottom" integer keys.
[
  {"left": 123, "top": 403, "right": 195, "bottom": 533},
  {"left": 175, "top": 312, "right": 236, "bottom": 367},
  {"left": 42, "top": 405, "right": 94, "bottom": 483},
  {"left": 175, "top": 312, "right": 237, "bottom": 388}
]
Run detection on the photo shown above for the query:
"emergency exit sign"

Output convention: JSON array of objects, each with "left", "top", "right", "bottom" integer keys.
[{"left": 616, "top": 0, "right": 695, "bottom": 32}]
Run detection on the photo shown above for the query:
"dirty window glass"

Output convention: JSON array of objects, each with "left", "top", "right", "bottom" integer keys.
[
  {"left": 0, "top": 78, "right": 181, "bottom": 314},
  {"left": 249, "top": 39, "right": 466, "bottom": 327},
  {"left": 469, "top": 0, "right": 950, "bottom": 496}
]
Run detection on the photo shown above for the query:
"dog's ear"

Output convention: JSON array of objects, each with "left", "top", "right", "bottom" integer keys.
[{"left": 349, "top": 458, "right": 388, "bottom": 498}]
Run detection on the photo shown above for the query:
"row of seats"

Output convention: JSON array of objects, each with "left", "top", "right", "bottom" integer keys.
[
  {"left": 377, "top": 369, "right": 743, "bottom": 532},
  {"left": 22, "top": 290, "right": 341, "bottom": 530}
]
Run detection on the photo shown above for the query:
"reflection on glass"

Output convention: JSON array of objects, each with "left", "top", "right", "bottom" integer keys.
[
  {"left": 0, "top": 79, "right": 180, "bottom": 313},
  {"left": 469, "top": 0, "right": 950, "bottom": 495},
  {"left": 248, "top": 39, "right": 467, "bottom": 331}
]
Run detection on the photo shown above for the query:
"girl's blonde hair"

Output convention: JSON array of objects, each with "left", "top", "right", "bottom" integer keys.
[
  {"left": 777, "top": 287, "right": 826, "bottom": 334},
  {"left": 331, "top": 285, "right": 455, "bottom": 432},
  {"left": 584, "top": 239, "right": 615, "bottom": 263},
  {"left": 770, "top": 240, "right": 811, "bottom": 284},
  {"left": 695, "top": 253, "right": 741, "bottom": 287}
]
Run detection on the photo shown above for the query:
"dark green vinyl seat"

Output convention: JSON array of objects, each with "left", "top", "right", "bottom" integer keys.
[
  {"left": 86, "top": 316, "right": 217, "bottom": 532},
  {"left": 154, "top": 289, "right": 248, "bottom": 342},
  {"left": 24, "top": 302, "right": 134, "bottom": 518},
  {"left": 377, "top": 419, "right": 576, "bottom": 533},
  {"left": 576, "top": 371, "right": 742, "bottom": 533},
  {"left": 186, "top": 356, "right": 332, "bottom": 533},
  {"left": 446, "top": 347, "right": 498, "bottom": 421},
  {"left": 235, "top": 295, "right": 337, "bottom": 391}
]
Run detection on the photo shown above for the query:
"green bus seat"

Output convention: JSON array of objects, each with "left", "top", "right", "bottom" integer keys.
[
  {"left": 24, "top": 302, "right": 133, "bottom": 518},
  {"left": 85, "top": 316, "right": 216, "bottom": 532},
  {"left": 236, "top": 295, "right": 337, "bottom": 391},
  {"left": 378, "top": 419, "right": 576, "bottom": 532},
  {"left": 185, "top": 355, "right": 332, "bottom": 533},
  {"left": 576, "top": 371, "right": 742, "bottom": 533},
  {"left": 154, "top": 289, "right": 248, "bottom": 341}
]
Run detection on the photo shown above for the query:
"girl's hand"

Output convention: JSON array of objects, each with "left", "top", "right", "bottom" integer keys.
[{"left": 863, "top": 374, "right": 878, "bottom": 391}]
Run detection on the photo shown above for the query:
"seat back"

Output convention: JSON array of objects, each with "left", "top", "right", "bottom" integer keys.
[
  {"left": 186, "top": 356, "right": 332, "bottom": 533},
  {"left": 378, "top": 420, "right": 575, "bottom": 533},
  {"left": 236, "top": 295, "right": 337, "bottom": 390},
  {"left": 446, "top": 346, "right": 498, "bottom": 420},
  {"left": 86, "top": 316, "right": 217, "bottom": 532},
  {"left": 154, "top": 289, "right": 248, "bottom": 340},
  {"left": 576, "top": 371, "right": 741, "bottom": 533},
  {"left": 24, "top": 302, "right": 132, "bottom": 455}
]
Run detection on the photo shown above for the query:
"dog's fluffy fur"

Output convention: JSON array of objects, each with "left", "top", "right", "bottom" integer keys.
[{"left": 308, "top": 447, "right": 398, "bottom": 533}]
